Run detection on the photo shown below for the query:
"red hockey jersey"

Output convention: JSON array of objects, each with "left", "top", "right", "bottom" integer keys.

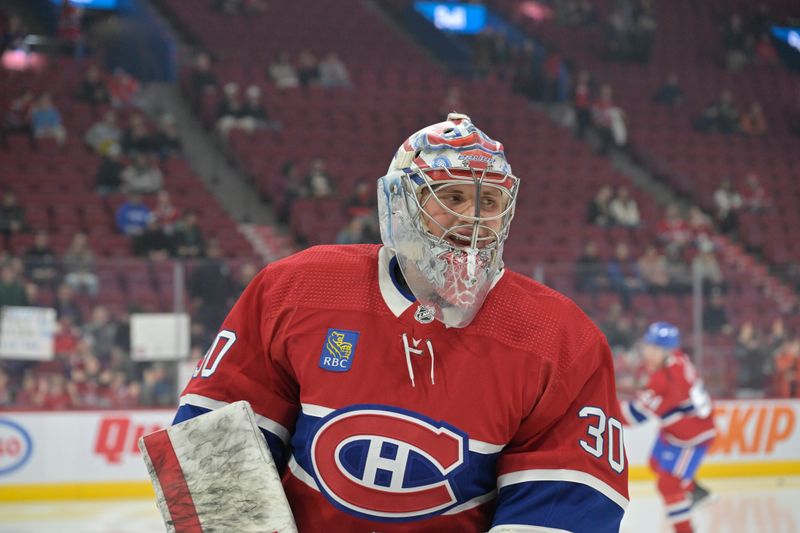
[
  {"left": 175, "top": 244, "right": 629, "bottom": 532},
  {"left": 621, "top": 351, "right": 717, "bottom": 446}
]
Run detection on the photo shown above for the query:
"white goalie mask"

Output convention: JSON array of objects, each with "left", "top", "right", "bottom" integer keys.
[{"left": 378, "top": 113, "right": 519, "bottom": 328}]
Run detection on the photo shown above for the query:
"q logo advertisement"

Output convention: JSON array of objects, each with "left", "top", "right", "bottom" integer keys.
[{"left": 0, "top": 419, "right": 33, "bottom": 476}]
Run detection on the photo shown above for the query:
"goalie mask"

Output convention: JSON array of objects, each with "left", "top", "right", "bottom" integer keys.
[{"left": 378, "top": 113, "right": 519, "bottom": 328}]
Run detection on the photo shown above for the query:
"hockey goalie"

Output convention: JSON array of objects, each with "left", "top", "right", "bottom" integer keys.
[{"left": 143, "top": 113, "right": 629, "bottom": 531}]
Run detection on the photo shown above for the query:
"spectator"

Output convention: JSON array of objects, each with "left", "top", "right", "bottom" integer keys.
[
  {"left": 41, "top": 373, "right": 74, "bottom": 410},
  {"left": 734, "top": 321, "right": 767, "bottom": 396},
  {"left": 687, "top": 206, "right": 713, "bottom": 246},
  {"left": 601, "top": 304, "right": 637, "bottom": 350},
  {"left": 188, "top": 52, "right": 218, "bottom": 107},
  {"left": 664, "top": 246, "right": 691, "bottom": 293},
  {"left": 63, "top": 232, "right": 98, "bottom": 296},
  {"left": 586, "top": 184, "right": 614, "bottom": 227},
  {"left": 296, "top": 50, "right": 320, "bottom": 87},
  {"left": 133, "top": 217, "right": 173, "bottom": 260},
  {"left": 305, "top": 157, "right": 334, "bottom": 198},
  {"left": 723, "top": 13, "right": 750, "bottom": 72},
  {"left": 57, "top": 0, "right": 84, "bottom": 58},
  {"left": 77, "top": 64, "right": 110, "bottom": 105},
  {"left": 31, "top": 92, "right": 67, "bottom": 146},
  {"left": 0, "top": 264, "right": 28, "bottom": 307},
  {"left": 115, "top": 193, "right": 152, "bottom": 236},
  {"left": 121, "top": 113, "right": 153, "bottom": 155},
  {"left": 345, "top": 179, "right": 377, "bottom": 218},
  {"left": 607, "top": 242, "right": 644, "bottom": 309},
  {"left": 765, "top": 317, "right": 788, "bottom": 355},
  {"left": 231, "top": 261, "right": 258, "bottom": 302},
  {"left": 609, "top": 186, "right": 640, "bottom": 228},
  {"left": 1, "top": 15, "right": 28, "bottom": 54},
  {"left": 704, "top": 287, "right": 731, "bottom": 334},
  {"left": 139, "top": 363, "right": 174, "bottom": 407},
  {"left": 637, "top": 245, "right": 669, "bottom": 291},
  {"left": 336, "top": 216, "right": 368, "bottom": 245},
  {"left": 656, "top": 204, "right": 691, "bottom": 253},
  {"left": 0, "top": 368, "right": 10, "bottom": 407},
  {"left": 84, "top": 109, "right": 122, "bottom": 155},
  {"left": 278, "top": 160, "right": 305, "bottom": 222},
  {"left": 713, "top": 177, "right": 743, "bottom": 234},
  {"left": 13, "top": 373, "right": 42, "bottom": 408},
  {"left": 0, "top": 191, "right": 26, "bottom": 248},
  {"left": 740, "top": 172, "right": 770, "bottom": 212},
  {"left": 215, "top": 82, "right": 245, "bottom": 139},
  {"left": 691, "top": 240, "right": 724, "bottom": 293},
  {"left": 318, "top": 53, "right": 352, "bottom": 89},
  {"left": 23, "top": 229, "right": 59, "bottom": 288},
  {"left": 653, "top": 73, "right": 683, "bottom": 107},
  {"left": 173, "top": 209, "right": 205, "bottom": 258},
  {"left": 218, "top": 84, "right": 279, "bottom": 138},
  {"left": 121, "top": 152, "right": 164, "bottom": 194},
  {"left": 592, "top": 84, "right": 627, "bottom": 153},
  {"left": 268, "top": 51, "right": 299, "bottom": 89},
  {"left": 1, "top": 89, "right": 34, "bottom": 147},
  {"left": 740, "top": 102, "right": 768, "bottom": 136},
  {"left": 774, "top": 338, "right": 800, "bottom": 398},
  {"left": 574, "top": 240, "right": 607, "bottom": 294},
  {"left": 83, "top": 305, "right": 118, "bottom": 360},
  {"left": 54, "top": 283, "right": 83, "bottom": 324},
  {"left": 754, "top": 32, "right": 778, "bottom": 65},
  {"left": 94, "top": 143, "right": 124, "bottom": 194},
  {"left": 439, "top": 86, "right": 464, "bottom": 117},
  {"left": 573, "top": 71, "right": 593, "bottom": 139},
  {"left": 188, "top": 239, "right": 232, "bottom": 331},
  {"left": 150, "top": 113, "right": 182, "bottom": 158},
  {"left": 108, "top": 68, "right": 141, "bottom": 108},
  {"left": 694, "top": 90, "right": 740, "bottom": 134},
  {"left": 153, "top": 190, "right": 180, "bottom": 233}
]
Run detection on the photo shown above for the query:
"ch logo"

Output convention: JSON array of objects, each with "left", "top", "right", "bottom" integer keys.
[{"left": 309, "top": 406, "right": 467, "bottom": 520}]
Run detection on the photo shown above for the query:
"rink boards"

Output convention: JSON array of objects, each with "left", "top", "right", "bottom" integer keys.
[{"left": 0, "top": 399, "right": 798, "bottom": 500}]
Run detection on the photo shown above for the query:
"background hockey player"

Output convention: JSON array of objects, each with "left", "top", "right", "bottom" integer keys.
[
  {"left": 620, "top": 321, "right": 717, "bottom": 533},
  {"left": 173, "top": 113, "right": 629, "bottom": 531}
]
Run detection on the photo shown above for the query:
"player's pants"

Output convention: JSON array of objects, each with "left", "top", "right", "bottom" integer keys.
[{"left": 649, "top": 437, "right": 711, "bottom": 533}]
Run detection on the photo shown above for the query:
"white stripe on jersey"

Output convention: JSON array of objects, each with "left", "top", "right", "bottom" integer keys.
[
  {"left": 300, "top": 403, "right": 506, "bottom": 454},
  {"left": 179, "top": 393, "right": 291, "bottom": 444},
  {"left": 663, "top": 428, "right": 718, "bottom": 447},
  {"left": 488, "top": 525, "right": 573, "bottom": 532},
  {"left": 497, "top": 469, "right": 629, "bottom": 510},
  {"left": 288, "top": 455, "right": 319, "bottom": 490},
  {"left": 442, "top": 490, "right": 496, "bottom": 515}
]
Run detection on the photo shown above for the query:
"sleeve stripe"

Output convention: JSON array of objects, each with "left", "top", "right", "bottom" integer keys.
[
  {"left": 623, "top": 400, "right": 650, "bottom": 423},
  {"left": 442, "top": 490, "right": 496, "bottom": 515},
  {"left": 496, "top": 469, "right": 629, "bottom": 510},
  {"left": 488, "top": 526, "right": 572, "bottom": 533},
  {"left": 180, "top": 393, "right": 291, "bottom": 444},
  {"left": 287, "top": 454, "right": 319, "bottom": 491}
]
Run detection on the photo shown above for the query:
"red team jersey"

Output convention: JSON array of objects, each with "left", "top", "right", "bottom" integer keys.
[
  {"left": 621, "top": 352, "right": 716, "bottom": 446},
  {"left": 175, "top": 245, "right": 629, "bottom": 531}
]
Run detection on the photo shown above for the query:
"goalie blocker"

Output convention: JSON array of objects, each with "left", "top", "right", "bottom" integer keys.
[{"left": 139, "top": 400, "right": 298, "bottom": 533}]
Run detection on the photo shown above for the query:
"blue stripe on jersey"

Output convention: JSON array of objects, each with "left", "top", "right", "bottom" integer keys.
[
  {"left": 292, "top": 409, "right": 499, "bottom": 520},
  {"left": 492, "top": 480, "right": 624, "bottom": 533},
  {"left": 173, "top": 403, "right": 288, "bottom": 471},
  {"left": 661, "top": 401, "right": 695, "bottom": 420},
  {"left": 627, "top": 401, "right": 649, "bottom": 423}
]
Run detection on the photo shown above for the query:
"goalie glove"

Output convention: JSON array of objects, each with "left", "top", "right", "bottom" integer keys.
[{"left": 139, "top": 400, "right": 298, "bottom": 533}]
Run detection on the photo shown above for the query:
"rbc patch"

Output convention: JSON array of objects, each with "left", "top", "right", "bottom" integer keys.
[{"left": 319, "top": 328, "right": 360, "bottom": 372}]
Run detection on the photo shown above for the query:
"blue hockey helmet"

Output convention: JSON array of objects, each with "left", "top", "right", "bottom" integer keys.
[{"left": 642, "top": 321, "right": 681, "bottom": 349}]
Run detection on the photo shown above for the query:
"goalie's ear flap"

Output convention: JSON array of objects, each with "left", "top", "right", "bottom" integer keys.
[{"left": 140, "top": 401, "right": 298, "bottom": 533}]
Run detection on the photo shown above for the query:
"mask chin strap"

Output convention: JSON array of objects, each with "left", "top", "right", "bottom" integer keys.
[{"left": 401, "top": 333, "right": 435, "bottom": 387}]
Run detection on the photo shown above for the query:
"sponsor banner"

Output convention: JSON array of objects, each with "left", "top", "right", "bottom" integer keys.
[
  {"left": 0, "top": 399, "right": 797, "bottom": 491},
  {"left": 624, "top": 399, "right": 800, "bottom": 467},
  {"left": 0, "top": 410, "right": 172, "bottom": 485}
]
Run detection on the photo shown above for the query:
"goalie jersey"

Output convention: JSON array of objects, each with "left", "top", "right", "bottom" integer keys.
[{"left": 174, "top": 245, "right": 629, "bottom": 532}]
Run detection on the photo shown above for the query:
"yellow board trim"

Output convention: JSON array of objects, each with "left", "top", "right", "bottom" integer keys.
[
  {"left": 0, "top": 482, "right": 154, "bottom": 501},
  {"left": 2, "top": 462, "right": 800, "bottom": 501},
  {"left": 630, "top": 461, "right": 800, "bottom": 481}
]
